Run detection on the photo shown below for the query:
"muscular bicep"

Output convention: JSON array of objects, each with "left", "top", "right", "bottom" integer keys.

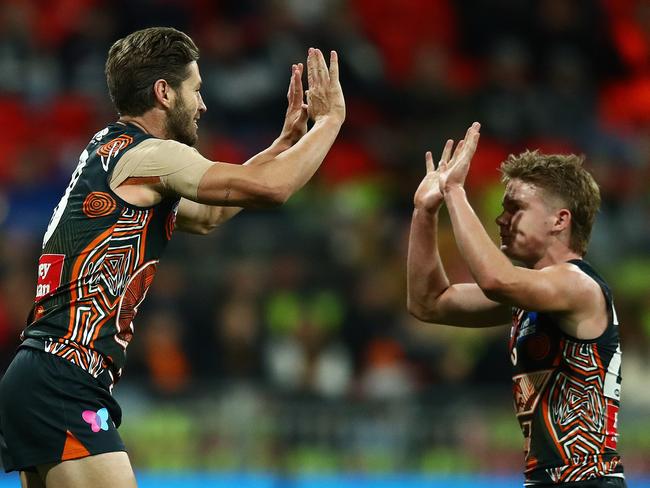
[{"left": 419, "top": 283, "right": 511, "bottom": 327}]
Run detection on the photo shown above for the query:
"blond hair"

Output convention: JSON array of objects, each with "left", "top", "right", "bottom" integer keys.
[{"left": 500, "top": 150, "right": 601, "bottom": 255}]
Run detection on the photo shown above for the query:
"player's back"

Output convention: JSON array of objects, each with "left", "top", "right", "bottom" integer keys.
[{"left": 22, "top": 122, "right": 179, "bottom": 386}]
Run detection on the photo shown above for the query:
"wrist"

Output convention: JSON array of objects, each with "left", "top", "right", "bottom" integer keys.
[
  {"left": 443, "top": 185, "right": 466, "bottom": 201},
  {"left": 413, "top": 208, "right": 443, "bottom": 229},
  {"left": 314, "top": 113, "right": 344, "bottom": 127},
  {"left": 414, "top": 202, "right": 442, "bottom": 215},
  {"left": 269, "top": 137, "right": 292, "bottom": 154}
]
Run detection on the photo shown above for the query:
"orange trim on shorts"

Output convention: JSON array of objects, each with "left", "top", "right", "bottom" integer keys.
[{"left": 61, "top": 430, "right": 91, "bottom": 461}]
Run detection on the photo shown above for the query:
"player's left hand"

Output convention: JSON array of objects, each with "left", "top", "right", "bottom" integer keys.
[
  {"left": 414, "top": 142, "right": 452, "bottom": 212},
  {"left": 278, "top": 63, "right": 309, "bottom": 148},
  {"left": 439, "top": 122, "right": 481, "bottom": 194}
]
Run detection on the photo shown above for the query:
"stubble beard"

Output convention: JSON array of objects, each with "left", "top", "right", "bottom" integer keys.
[{"left": 166, "top": 96, "right": 198, "bottom": 146}]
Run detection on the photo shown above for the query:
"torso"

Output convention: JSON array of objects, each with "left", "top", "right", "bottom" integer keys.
[
  {"left": 509, "top": 260, "right": 624, "bottom": 485},
  {"left": 21, "top": 122, "right": 179, "bottom": 388}
]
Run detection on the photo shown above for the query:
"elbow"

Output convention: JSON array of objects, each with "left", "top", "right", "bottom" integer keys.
[
  {"left": 196, "top": 221, "right": 219, "bottom": 235},
  {"left": 240, "top": 176, "right": 292, "bottom": 207},
  {"left": 253, "top": 165, "right": 295, "bottom": 207},
  {"left": 254, "top": 183, "right": 293, "bottom": 207},
  {"left": 407, "top": 297, "right": 436, "bottom": 322},
  {"left": 184, "top": 220, "right": 219, "bottom": 235},
  {"left": 265, "top": 185, "right": 291, "bottom": 207}
]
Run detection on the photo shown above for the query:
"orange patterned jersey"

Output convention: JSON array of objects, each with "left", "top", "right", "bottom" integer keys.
[
  {"left": 509, "top": 260, "right": 624, "bottom": 485},
  {"left": 21, "top": 122, "right": 179, "bottom": 388}
]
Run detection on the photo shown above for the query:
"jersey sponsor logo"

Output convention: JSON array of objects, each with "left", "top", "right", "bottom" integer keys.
[
  {"left": 83, "top": 192, "right": 117, "bottom": 218},
  {"left": 35, "top": 254, "right": 65, "bottom": 301},
  {"left": 97, "top": 134, "right": 134, "bottom": 170},
  {"left": 518, "top": 313, "right": 538, "bottom": 339}
]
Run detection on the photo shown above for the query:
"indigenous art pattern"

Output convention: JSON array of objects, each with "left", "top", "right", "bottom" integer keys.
[{"left": 509, "top": 260, "right": 624, "bottom": 486}]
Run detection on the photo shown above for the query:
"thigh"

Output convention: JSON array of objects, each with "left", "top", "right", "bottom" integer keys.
[
  {"left": 20, "top": 471, "right": 45, "bottom": 488},
  {"left": 38, "top": 451, "right": 137, "bottom": 488}
]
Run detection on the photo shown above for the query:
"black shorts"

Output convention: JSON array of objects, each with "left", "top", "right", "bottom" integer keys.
[{"left": 0, "top": 347, "right": 125, "bottom": 473}]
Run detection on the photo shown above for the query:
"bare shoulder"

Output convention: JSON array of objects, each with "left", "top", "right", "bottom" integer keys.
[
  {"left": 549, "top": 262, "right": 609, "bottom": 339},
  {"left": 541, "top": 262, "right": 603, "bottom": 300}
]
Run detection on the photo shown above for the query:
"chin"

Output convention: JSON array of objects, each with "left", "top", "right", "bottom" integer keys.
[{"left": 501, "top": 245, "right": 521, "bottom": 261}]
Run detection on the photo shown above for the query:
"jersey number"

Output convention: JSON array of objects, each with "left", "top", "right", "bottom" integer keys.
[{"left": 42, "top": 150, "right": 89, "bottom": 248}]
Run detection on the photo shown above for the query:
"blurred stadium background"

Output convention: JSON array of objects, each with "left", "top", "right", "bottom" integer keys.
[{"left": 1, "top": 0, "right": 650, "bottom": 486}]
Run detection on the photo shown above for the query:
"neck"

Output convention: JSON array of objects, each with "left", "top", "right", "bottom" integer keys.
[
  {"left": 531, "top": 244, "right": 582, "bottom": 270},
  {"left": 119, "top": 108, "right": 168, "bottom": 140}
]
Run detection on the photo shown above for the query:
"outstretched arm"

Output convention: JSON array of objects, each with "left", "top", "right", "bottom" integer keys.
[
  {"left": 407, "top": 142, "right": 509, "bottom": 327},
  {"left": 192, "top": 48, "right": 344, "bottom": 207},
  {"left": 176, "top": 63, "right": 310, "bottom": 234}
]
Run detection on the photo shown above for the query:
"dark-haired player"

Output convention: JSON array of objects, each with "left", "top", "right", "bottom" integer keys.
[{"left": 0, "top": 27, "right": 345, "bottom": 488}]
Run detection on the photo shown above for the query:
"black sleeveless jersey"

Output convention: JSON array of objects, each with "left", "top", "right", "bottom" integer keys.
[
  {"left": 21, "top": 123, "right": 179, "bottom": 387},
  {"left": 509, "top": 260, "right": 624, "bottom": 485}
]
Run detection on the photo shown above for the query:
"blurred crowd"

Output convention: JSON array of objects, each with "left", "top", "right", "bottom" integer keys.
[{"left": 1, "top": 0, "right": 650, "bottom": 408}]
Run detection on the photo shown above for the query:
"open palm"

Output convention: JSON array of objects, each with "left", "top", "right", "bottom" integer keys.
[
  {"left": 438, "top": 122, "right": 481, "bottom": 194},
  {"left": 414, "top": 142, "right": 453, "bottom": 212},
  {"left": 279, "top": 63, "right": 309, "bottom": 146}
]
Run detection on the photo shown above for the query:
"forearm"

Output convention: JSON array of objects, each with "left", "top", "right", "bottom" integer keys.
[
  {"left": 212, "top": 137, "right": 296, "bottom": 223},
  {"left": 186, "top": 134, "right": 299, "bottom": 230},
  {"left": 406, "top": 208, "right": 451, "bottom": 317},
  {"left": 243, "top": 135, "right": 294, "bottom": 167},
  {"left": 195, "top": 117, "right": 341, "bottom": 207},
  {"left": 258, "top": 116, "right": 341, "bottom": 199},
  {"left": 444, "top": 186, "right": 514, "bottom": 290}
]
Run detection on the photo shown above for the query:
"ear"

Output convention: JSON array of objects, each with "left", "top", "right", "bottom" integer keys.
[
  {"left": 152, "top": 79, "right": 174, "bottom": 109},
  {"left": 553, "top": 208, "right": 571, "bottom": 233}
]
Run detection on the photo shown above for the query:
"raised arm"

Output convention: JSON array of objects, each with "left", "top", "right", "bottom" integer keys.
[
  {"left": 176, "top": 62, "right": 310, "bottom": 234},
  {"left": 407, "top": 143, "right": 510, "bottom": 327},
  {"left": 438, "top": 123, "right": 607, "bottom": 338},
  {"left": 193, "top": 48, "right": 344, "bottom": 208}
]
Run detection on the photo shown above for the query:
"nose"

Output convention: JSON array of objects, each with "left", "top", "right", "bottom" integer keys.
[
  {"left": 198, "top": 92, "right": 207, "bottom": 114},
  {"left": 495, "top": 210, "right": 507, "bottom": 227}
]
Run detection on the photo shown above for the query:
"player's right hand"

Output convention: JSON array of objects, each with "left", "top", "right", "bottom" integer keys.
[
  {"left": 414, "top": 141, "right": 453, "bottom": 212},
  {"left": 306, "top": 48, "right": 345, "bottom": 125}
]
